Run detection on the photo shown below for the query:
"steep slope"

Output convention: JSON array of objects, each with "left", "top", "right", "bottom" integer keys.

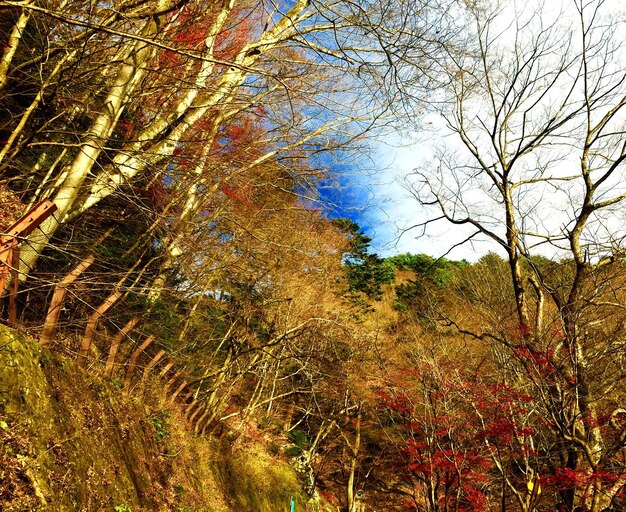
[{"left": 0, "top": 325, "right": 310, "bottom": 512}]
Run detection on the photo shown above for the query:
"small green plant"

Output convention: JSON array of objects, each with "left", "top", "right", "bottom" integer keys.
[
  {"left": 287, "top": 429, "right": 309, "bottom": 449},
  {"left": 114, "top": 504, "right": 132, "bottom": 512},
  {"left": 109, "top": 376, "right": 124, "bottom": 389},
  {"left": 284, "top": 445, "right": 302, "bottom": 458},
  {"left": 90, "top": 381, "right": 107, "bottom": 399},
  {"left": 150, "top": 412, "right": 170, "bottom": 443},
  {"left": 38, "top": 351, "right": 51, "bottom": 369}
]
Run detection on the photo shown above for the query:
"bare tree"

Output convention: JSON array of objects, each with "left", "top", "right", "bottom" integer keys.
[{"left": 403, "top": 1, "right": 626, "bottom": 509}]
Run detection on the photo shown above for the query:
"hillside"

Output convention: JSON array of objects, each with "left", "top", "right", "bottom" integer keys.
[{"left": 0, "top": 324, "right": 311, "bottom": 512}]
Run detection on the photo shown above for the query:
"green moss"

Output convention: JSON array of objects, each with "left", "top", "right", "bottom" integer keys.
[
  {"left": 212, "top": 442, "right": 310, "bottom": 511},
  {"left": 0, "top": 325, "right": 310, "bottom": 512},
  {"left": 0, "top": 326, "right": 198, "bottom": 511}
]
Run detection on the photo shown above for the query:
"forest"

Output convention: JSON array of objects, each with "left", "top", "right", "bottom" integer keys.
[{"left": 1, "top": 0, "right": 626, "bottom": 511}]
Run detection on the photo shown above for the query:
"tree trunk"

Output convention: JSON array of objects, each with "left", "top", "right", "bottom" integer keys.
[
  {"left": 0, "top": 7, "right": 31, "bottom": 92},
  {"left": 19, "top": 17, "right": 159, "bottom": 275},
  {"left": 78, "top": 290, "right": 122, "bottom": 367},
  {"left": 347, "top": 408, "right": 362, "bottom": 512}
]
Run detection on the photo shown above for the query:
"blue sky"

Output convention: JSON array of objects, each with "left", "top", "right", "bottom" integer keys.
[{"left": 317, "top": 135, "right": 499, "bottom": 261}]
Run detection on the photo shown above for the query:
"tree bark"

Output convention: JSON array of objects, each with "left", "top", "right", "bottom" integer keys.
[{"left": 0, "top": 7, "right": 30, "bottom": 92}]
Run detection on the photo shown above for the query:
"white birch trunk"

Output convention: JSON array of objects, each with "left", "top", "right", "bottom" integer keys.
[
  {"left": 72, "top": 0, "right": 312, "bottom": 217},
  {"left": 19, "top": 19, "right": 159, "bottom": 274},
  {"left": 0, "top": 7, "right": 31, "bottom": 92}
]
